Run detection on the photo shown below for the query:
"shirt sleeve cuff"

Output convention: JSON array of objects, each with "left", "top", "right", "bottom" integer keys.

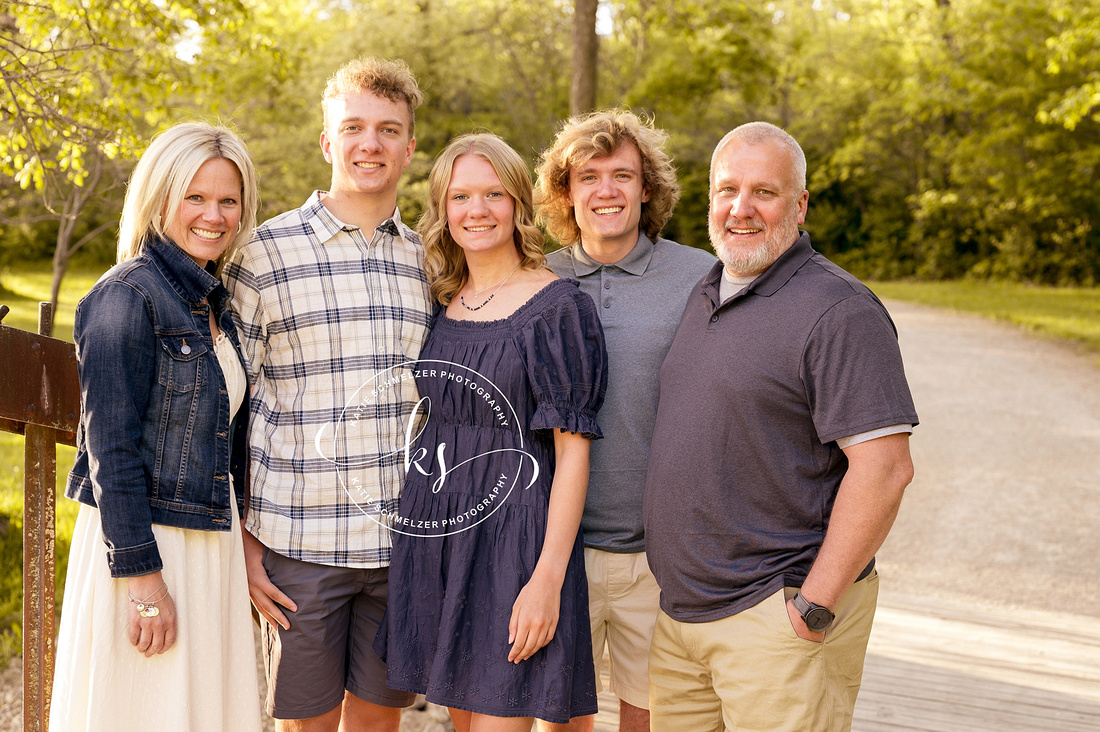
[
  {"left": 836, "top": 424, "right": 913, "bottom": 450},
  {"left": 105, "top": 539, "right": 164, "bottom": 578}
]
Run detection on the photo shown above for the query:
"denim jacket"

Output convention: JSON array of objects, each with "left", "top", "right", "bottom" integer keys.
[{"left": 66, "top": 237, "right": 250, "bottom": 578}]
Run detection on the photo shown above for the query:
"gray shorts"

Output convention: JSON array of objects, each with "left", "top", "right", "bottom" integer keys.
[{"left": 260, "top": 548, "right": 417, "bottom": 719}]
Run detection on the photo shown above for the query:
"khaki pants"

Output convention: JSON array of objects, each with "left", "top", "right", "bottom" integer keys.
[{"left": 649, "top": 571, "right": 878, "bottom": 732}]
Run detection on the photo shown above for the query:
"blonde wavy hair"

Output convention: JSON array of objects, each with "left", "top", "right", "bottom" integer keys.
[
  {"left": 419, "top": 134, "right": 547, "bottom": 305},
  {"left": 117, "top": 123, "right": 258, "bottom": 271},
  {"left": 535, "top": 109, "right": 680, "bottom": 246}
]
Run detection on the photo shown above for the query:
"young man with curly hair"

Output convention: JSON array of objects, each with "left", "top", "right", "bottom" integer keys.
[{"left": 535, "top": 110, "right": 715, "bottom": 732}]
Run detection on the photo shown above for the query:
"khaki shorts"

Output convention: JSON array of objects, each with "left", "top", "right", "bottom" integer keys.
[
  {"left": 585, "top": 548, "right": 661, "bottom": 710},
  {"left": 260, "top": 548, "right": 417, "bottom": 720},
  {"left": 649, "top": 570, "right": 879, "bottom": 731}
]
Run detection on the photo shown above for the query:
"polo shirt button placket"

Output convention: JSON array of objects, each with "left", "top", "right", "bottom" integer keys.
[{"left": 710, "top": 314, "right": 719, "bottom": 323}]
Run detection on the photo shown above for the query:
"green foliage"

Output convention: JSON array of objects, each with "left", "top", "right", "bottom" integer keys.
[
  {"left": 589, "top": 0, "right": 774, "bottom": 251},
  {"left": 199, "top": 0, "right": 575, "bottom": 227},
  {"left": 0, "top": 187, "right": 57, "bottom": 265},
  {"left": 909, "top": 0, "right": 1100, "bottom": 284},
  {"left": 191, "top": 0, "right": 340, "bottom": 221},
  {"left": 1, "top": 0, "right": 258, "bottom": 307},
  {"left": 2, "top": 0, "right": 1100, "bottom": 282},
  {"left": 766, "top": 0, "right": 1100, "bottom": 284},
  {"left": 1040, "top": 0, "right": 1100, "bottom": 130},
  {"left": 1, "top": 0, "right": 249, "bottom": 192},
  {"left": 870, "top": 280, "right": 1100, "bottom": 357}
]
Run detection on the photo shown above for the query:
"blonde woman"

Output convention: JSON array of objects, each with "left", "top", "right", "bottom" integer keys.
[
  {"left": 50, "top": 122, "right": 262, "bottom": 731},
  {"left": 376, "top": 133, "right": 607, "bottom": 730}
]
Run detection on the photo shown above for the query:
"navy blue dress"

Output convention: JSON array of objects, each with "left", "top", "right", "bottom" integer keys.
[{"left": 377, "top": 279, "right": 606, "bottom": 723}]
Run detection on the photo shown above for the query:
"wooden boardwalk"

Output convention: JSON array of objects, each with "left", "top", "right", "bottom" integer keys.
[
  {"left": 589, "top": 593, "right": 1100, "bottom": 731},
  {"left": 249, "top": 590, "right": 1100, "bottom": 731}
]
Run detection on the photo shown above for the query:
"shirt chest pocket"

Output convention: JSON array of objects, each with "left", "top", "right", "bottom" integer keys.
[{"left": 158, "top": 336, "right": 209, "bottom": 392}]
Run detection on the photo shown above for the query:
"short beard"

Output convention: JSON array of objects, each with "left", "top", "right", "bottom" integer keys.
[{"left": 708, "top": 212, "right": 800, "bottom": 277}]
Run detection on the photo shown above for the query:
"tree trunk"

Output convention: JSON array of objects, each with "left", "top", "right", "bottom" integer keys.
[
  {"left": 49, "top": 154, "right": 104, "bottom": 312},
  {"left": 570, "top": 0, "right": 599, "bottom": 116},
  {"left": 50, "top": 212, "right": 75, "bottom": 313}
]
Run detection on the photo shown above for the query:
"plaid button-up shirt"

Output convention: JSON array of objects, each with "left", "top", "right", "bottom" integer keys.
[{"left": 222, "top": 192, "right": 431, "bottom": 567}]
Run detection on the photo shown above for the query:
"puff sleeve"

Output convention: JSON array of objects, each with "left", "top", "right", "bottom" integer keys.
[{"left": 517, "top": 283, "right": 608, "bottom": 439}]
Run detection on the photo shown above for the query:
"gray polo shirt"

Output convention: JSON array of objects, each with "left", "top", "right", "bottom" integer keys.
[
  {"left": 643, "top": 233, "right": 918, "bottom": 622},
  {"left": 548, "top": 233, "right": 716, "bottom": 552}
]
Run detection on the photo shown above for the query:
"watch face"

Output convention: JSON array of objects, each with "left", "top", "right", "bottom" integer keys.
[{"left": 805, "top": 608, "right": 834, "bottom": 632}]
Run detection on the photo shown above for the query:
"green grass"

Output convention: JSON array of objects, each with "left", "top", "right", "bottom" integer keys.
[
  {"left": 1, "top": 263, "right": 105, "bottom": 664},
  {"left": 0, "top": 441, "right": 78, "bottom": 663},
  {"left": 870, "top": 280, "right": 1100, "bottom": 359},
  {"left": 0, "top": 262, "right": 109, "bottom": 339}
]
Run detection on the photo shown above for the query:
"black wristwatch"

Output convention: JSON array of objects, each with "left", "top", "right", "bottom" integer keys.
[{"left": 792, "top": 590, "right": 835, "bottom": 632}]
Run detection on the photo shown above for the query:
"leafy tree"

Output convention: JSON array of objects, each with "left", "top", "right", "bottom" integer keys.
[
  {"left": 592, "top": 0, "right": 774, "bottom": 249},
  {"left": 1039, "top": 0, "right": 1100, "bottom": 131},
  {"left": 1, "top": 0, "right": 248, "bottom": 307},
  {"left": 192, "top": 0, "right": 337, "bottom": 222},
  {"left": 4, "top": 0, "right": 1099, "bottom": 285},
  {"left": 761, "top": 0, "right": 1100, "bottom": 284},
  {"left": 904, "top": 0, "right": 1100, "bottom": 283}
]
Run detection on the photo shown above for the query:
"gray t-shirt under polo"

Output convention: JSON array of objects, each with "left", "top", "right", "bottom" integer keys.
[
  {"left": 548, "top": 234, "right": 716, "bottom": 552},
  {"left": 643, "top": 233, "right": 919, "bottom": 622}
]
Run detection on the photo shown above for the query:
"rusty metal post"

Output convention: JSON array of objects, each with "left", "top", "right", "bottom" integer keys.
[
  {"left": 1, "top": 303, "right": 79, "bottom": 732},
  {"left": 23, "top": 302, "right": 57, "bottom": 732},
  {"left": 37, "top": 302, "right": 54, "bottom": 339},
  {"left": 22, "top": 424, "right": 55, "bottom": 732}
]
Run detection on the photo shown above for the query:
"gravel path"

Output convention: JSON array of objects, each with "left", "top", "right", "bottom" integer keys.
[
  {"left": 875, "top": 299, "right": 1100, "bottom": 617},
  {"left": 4, "top": 297, "right": 1099, "bottom": 729}
]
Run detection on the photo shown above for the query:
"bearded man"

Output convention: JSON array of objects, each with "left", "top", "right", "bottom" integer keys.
[{"left": 642, "top": 121, "right": 919, "bottom": 732}]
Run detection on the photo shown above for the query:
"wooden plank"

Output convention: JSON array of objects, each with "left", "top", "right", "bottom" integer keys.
[
  {"left": 856, "top": 654, "right": 1100, "bottom": 731},
  {"left": 868, "top": 596, "right": 1100, "bottom": 703},
  {"left": 853, "top": 594, "right": 1100, "bottom": 731}
]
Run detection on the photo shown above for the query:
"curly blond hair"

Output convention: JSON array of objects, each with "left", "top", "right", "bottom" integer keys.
[
  {"left": 535, "top": 109, "right": 680, "bottom": 246},
  {"left": 419, "top": 134, "right": 547, "bottom": 305},
  {"left": 322, "top": 57, "right": 424, "bottom": 136}
]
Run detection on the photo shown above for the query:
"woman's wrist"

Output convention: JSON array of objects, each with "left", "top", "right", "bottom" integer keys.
[
  {"left": 126, "top": 571, "right": 169, "bottom": 618},
  {"left": 126, "top": 571, "right": 165, "bottom": 594}
]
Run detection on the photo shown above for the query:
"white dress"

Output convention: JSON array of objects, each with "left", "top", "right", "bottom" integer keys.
[{"left": 49, "top": 332, "right": 261, "bottom": 732}]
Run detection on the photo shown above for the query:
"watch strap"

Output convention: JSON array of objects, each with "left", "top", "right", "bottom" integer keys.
[
  {"left": 791, "top": 589, "right": 814, "bottom": 617},
  {"left": 792, "top": 589, "right": 835, "bottom": 629}
]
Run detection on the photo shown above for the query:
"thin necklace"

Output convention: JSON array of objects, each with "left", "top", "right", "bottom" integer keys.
[{"left": 460, "top": 263, "right": 521, "bottom": 311}]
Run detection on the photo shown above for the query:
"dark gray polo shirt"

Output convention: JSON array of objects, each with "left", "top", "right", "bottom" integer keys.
[
  {"left": 643, "top": 233, "right": 918, "bottom": 622},
  {"left": 548, "top": 234, "right": 716, "bottom": 552}
]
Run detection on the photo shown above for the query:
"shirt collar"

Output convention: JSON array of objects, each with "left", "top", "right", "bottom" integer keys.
[
  {"left": 145, "top": 236, "right": 224, "bottom": 305},
  {"left": 750, "top": 231, "right": 814, "bottom": 297},
  {"left": 304, "top": 190, "right": 403, "bottom": 241},
  {"left": 701, "top": 231, "right": 814, "bottom": 306},
  {"left": 569, "top": 231, "right": 655, "bottom": 277}
]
